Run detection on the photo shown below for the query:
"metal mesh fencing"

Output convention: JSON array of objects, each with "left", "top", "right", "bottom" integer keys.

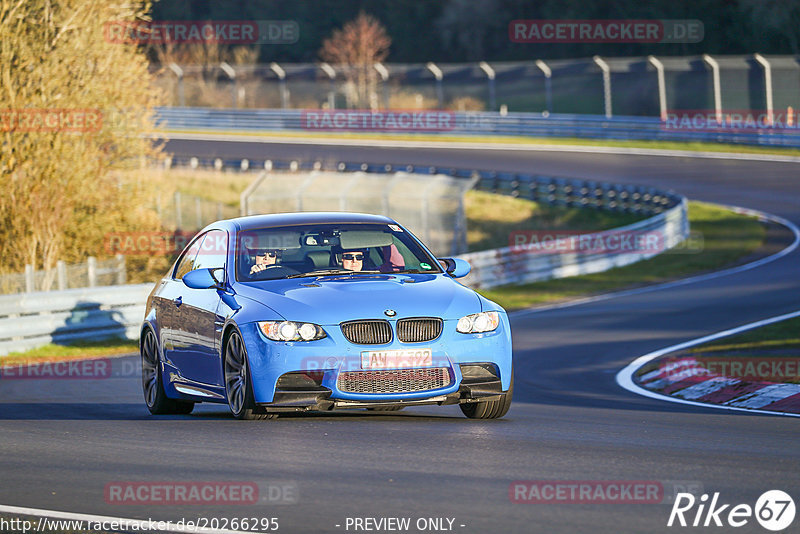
[
  {"left": 154, "top": 55, "right": 800, "bottom": 116},
  {"left": 241, "top": 171, "right": 476, "bottom": 256}
]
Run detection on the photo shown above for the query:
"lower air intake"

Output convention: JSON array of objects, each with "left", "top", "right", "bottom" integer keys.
[{"left": 337, "top": 368, "right": 451, "bottom": 394}]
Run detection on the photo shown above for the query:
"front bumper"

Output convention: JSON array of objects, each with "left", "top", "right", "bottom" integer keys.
[{"left": 239, "top": 315, "right": 512, "bottom": 407}]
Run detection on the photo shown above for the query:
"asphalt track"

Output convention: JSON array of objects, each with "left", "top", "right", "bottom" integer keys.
[{"left": 1, "top": 138, "right": 799, "bottom": 534}]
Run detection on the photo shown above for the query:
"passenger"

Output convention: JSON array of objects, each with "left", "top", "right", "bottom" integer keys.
[{"left": 379, "top": 244, "right": 405, "bottom": 273}]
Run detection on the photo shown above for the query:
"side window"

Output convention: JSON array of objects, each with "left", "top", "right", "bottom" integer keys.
[
  {"left": 173, "top": 236, "right": 204, "bottom": 280},
  {"left": 193, "top": 230, "right": 228, "bottom": 273}
]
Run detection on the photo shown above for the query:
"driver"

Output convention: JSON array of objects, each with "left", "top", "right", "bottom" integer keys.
[
  {"left": 340, "top": 249, "right": 365, "bottom": 272},
  {"left": 250, "top": 249, "right": 282, "bottom": 275}
]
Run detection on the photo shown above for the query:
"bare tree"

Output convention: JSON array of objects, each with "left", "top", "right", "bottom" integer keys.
[{"left": 320, "top": 12, "right": 391, "bottom": 109}]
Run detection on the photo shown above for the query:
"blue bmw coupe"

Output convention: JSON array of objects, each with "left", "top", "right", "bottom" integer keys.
[{"left": 140, "top": 212, "right": 513, "bottom": 419}]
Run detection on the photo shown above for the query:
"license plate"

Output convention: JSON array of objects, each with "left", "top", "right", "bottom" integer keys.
[{"left": 361, "top": 348, "right": 433, "bottom": 369}]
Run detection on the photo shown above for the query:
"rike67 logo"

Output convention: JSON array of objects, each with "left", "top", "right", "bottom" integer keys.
[{"left": 668, "top": 490, "right": 795, "bottom": 531}]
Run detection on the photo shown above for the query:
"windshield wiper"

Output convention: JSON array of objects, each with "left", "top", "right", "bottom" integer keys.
[
  {"left": 286, "top": 269, "right": 383, "bottom": 278},
  {"left": 287, "top": 269, "right": 351, "bottom": 278}
]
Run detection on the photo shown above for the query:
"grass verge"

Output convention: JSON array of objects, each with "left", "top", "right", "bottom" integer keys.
[
  {"left": 687, "top": 317, "right": 800, "bottom": 354},
  {"left": 479, "top": 201, "right": 766, "bottom": 311},
  {"left": 1, "top": 339, "right": 138, "bottom": 366}
]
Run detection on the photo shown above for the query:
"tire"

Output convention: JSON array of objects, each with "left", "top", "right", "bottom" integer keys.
[
  {"left": 141, "top": 329, "right": 195, "bottom": 415},
  {"left": 366, "top": 406, "right": 404, "bottom": 411},
  {"left": 460, "top": 369, "right": 513, "bottom": 419},
  {"left": 224, "top": 331, "right": 277, "bottom": 420}
]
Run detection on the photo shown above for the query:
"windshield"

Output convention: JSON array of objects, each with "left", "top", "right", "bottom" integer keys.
[{"left": 235, "top": 222, "right": 443, "bottom": 281}]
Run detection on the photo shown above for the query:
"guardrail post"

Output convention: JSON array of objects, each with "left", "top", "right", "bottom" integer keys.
[
  {"left": 87, "top": 256, "right": 97, "bottom": 288},
  {"left": 24, "top": 264, "right": 34, "bottom": 293},
  {"left": 57, "top": 261, "right": 67, "bottom": 290},
  {"left": 116, "top": 254, "right": 126, "bottom": 285}
]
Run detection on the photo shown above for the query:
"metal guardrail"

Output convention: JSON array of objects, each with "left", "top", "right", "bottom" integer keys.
[
  {"left": 0, "top": 158, "right": 687, "bottom": 356},
  {"left": 0, "top": 284, "right": 151, "bottom": 356},
  {"left": 156, "top": 107, "right": 800, "bottom": 148},
  {"left": 457, "top": 200, "right": 688, "bottom": 289}
]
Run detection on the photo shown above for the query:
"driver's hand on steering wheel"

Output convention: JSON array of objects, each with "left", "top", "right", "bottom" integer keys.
[{"left": 250, "top": 263, "right": 272, "bottom": 274}]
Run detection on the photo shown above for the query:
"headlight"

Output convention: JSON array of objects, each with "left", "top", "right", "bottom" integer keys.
[
  {"left": 258, "top": 321, "right": 327, "bottom": 342},
  {"left": 456, "top": 312, "right": 500, "bottom": 334}
]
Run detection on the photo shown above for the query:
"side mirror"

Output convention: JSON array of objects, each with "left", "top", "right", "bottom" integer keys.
[
  {"left": 438, "top": 258, "right": 471, "bottom": 278},
  {"left": 183, "top": 268, "right": 224, "bottom": 290}
]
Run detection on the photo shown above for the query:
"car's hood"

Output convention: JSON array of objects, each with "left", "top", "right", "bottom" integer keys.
[{"left": 234, "top": 273, "right": 481, "bottom": 324}]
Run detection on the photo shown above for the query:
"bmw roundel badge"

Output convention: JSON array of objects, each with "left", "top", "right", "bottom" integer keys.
[{"left": 384, "top": 309, "right": 397, "bottom": 317}]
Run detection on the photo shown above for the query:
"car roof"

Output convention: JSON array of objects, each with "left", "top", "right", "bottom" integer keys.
[{"left": 199, "top": 212, "right": 397, "bottom": 234}]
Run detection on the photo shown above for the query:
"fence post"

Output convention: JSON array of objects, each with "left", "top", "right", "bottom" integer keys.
[
  {"left": 535, "top": 60, "right": 552, "bottom": 116},
  {"left": 593, "top": 56, "right": 612, "bottom": 118},
  {"left": 57, "top": 260, "right": 67, "bottom": 290},
  {"left": 427, "top": 62, "right": 444, "bottom": 108},
  {"left": 175, "top": 191, "right": 182, "bottom": 229},
  {"left": 196, "top": 196, "right": 202, "bottom": 228},
  {"left": 88, "top": 256, "right": 97, "bottom": 288},
  {"left": 116, "top": 254, "right": 126, "bottom": 285},
  {"left": 24, "top": 264, "right": 34, "bottom": 293}
]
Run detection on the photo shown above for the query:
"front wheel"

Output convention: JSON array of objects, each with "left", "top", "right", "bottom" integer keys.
[
  {"left": 224, "top": 331, "right": 277, "bottom": 420},
  {"left": 141, "top": 329, "right": 194, "bottom": 415},
  {"left": 460, "top": 370, "right": 513, "bottom": 419}
]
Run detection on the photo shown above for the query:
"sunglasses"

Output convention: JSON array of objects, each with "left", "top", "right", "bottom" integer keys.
[
  {"left": 342, "top": 253, "right": 364, "bottom": 261},
  {"left": 259, "top": 250, "right": 280, "bottom": 258}
]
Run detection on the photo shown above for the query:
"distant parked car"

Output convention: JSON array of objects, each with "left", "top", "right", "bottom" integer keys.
[{"left": 140, "top": 212, "right": 513, "bottom": 419}]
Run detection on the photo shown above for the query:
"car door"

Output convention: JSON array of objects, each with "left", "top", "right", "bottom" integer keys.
[
  {"left": 156, "top": 235, "right": 203, "bottom": 371},
  {"left": 169, "top": 229, "right": 228, "bottom": 387}
]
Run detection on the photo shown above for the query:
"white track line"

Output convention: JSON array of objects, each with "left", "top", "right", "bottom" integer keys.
[
  {"left": 0, "top": 504, "right": 256, "bottom": 534},
  {"left": 511, "top": 205, "right": 799, "bottom": 318},
  {"left": 615, "top": 309, "right": 800, "bottom": 418},
  {"left": 163, "top": 131, "right": 800, "bottom": 163}
]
